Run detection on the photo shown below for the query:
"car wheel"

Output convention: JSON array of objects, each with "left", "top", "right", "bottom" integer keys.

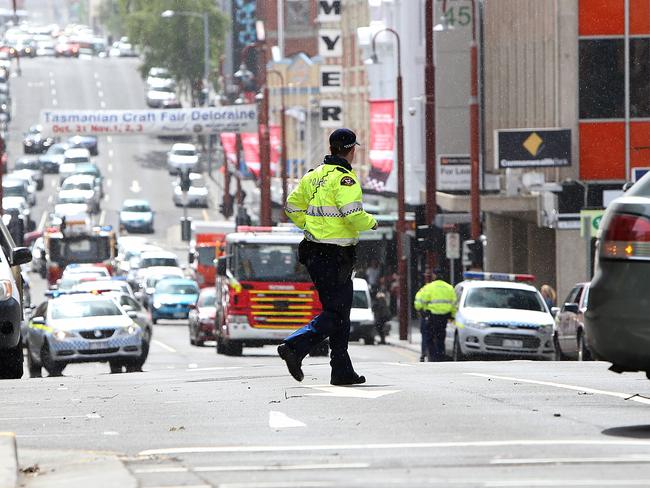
[
  {"left": 0, "top": 340, "right": 24, "bottom": 379},
  {"left": 452, "top": 333, "right": 464, "bottom": 362},
  {"left": 196, "top": 339, "right": 205, "bottom": 347},
  {"left": 42, "top": 343, "right": 64, "bottom": 377},
  {"left": 125, "top": 364, "right": 142, "bottom": 373},
  {"left": 135, "top": 339, "right": 150, "bottom": 369},
  {"left": 577, "top": 332, "right": 592, "bottom": 361},
  {"left": 309, "top": 341, "right": 329, "bottom": 357},
  {"left": 223, "top": 340, "right": 243, "bottom": 356},
  {"left": 26, "top": 342, "right": 42, "bottom": 378},
  {"left": 109, "top": 361, "right": 124, "bottom": 374},
  {"left": 152, "top": 317, "right": 158, "bottom": 325},
  {"left": 553, "top": 334, "right": 565, "bottom": 361}
]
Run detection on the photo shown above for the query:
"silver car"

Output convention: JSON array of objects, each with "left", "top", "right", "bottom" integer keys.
[{"left": 172, "top": 172, "right": 208, "bottom": 208}]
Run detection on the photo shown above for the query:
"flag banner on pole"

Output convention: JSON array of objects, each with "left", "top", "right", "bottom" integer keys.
[
  {"left": 364, "top": 99, "right": 395, "bottom": 193},
  {"left": 220, "top": 132, "right": 238, "bottom": 171}
]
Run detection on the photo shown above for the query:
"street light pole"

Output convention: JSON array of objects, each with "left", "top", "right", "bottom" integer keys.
[
  {"left": 370, "top": 28, "right": 408, "bottom": 341},
  {"left": 268, "top": 69, "right": 287, "bottom": 222},
  {"left": 424, "top": 0, "right": 437, "bottom": 280},
  {"left": 468, "top": 0, "right": 481, "bottom": 240},
  {"left": 257, "top": 47, "right": 271, "bottom": 226}
]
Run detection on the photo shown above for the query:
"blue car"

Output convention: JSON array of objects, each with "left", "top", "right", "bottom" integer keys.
[
  {"left": 151, "top": 278, "right": 199, "bottom": 324},
  {"left": 119, "top": 199, "right": 154, "bottom": 233}
]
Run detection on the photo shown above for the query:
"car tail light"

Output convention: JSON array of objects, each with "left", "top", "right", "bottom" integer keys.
[{"left": 602, "top": 212, "right": 650, "bottom": 260}]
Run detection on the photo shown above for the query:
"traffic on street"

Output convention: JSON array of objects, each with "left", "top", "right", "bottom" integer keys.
[{"left": 0, "top": 1, "right": 649, "bottom": 487}]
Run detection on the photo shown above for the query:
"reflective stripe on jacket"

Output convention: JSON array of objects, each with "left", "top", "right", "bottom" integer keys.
[
  {"left": 284, "top": 156, "right": 376, "bottom": 246},
  {"left": 414, "top": 280, "right": 457, "bottom": 316}
]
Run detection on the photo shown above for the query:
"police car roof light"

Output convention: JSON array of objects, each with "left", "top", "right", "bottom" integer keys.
[{"left": 463, "top": 271, "right": 535, "bottom": 283}]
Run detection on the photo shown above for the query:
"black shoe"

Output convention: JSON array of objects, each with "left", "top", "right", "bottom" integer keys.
[
  {"left": 330, "top": 373, "right": 366, "bottom": 386},
  {"left": 278, "top": 344, "right": 304, "bottom": 382}
]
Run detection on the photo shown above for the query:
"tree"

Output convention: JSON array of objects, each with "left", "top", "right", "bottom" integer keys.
[{"left": 118, "top": 0, "right": 228, "bottom": 103}]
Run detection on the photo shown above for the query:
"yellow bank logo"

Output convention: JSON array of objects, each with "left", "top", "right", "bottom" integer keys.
[{"left": 523, "top": 132, "right": 543, "bottom": 157}]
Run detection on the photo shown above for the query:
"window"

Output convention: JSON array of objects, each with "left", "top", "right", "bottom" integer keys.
[
  {"left": 579, "top": 39, "right": 624, "bottom": 119},
  {"left": 352, "top": 290, "right": 369, "bottom": 309},
  {"left": 630, "top": 39, "right": 650, "bottom": 117}
]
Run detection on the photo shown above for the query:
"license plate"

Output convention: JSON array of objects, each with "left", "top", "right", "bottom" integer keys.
[
  {"left": 503, "top": 339, "right": 523, "bottom": 348},
  {"left": 89, "top": 340, "right": 108, "bottom": 350}
]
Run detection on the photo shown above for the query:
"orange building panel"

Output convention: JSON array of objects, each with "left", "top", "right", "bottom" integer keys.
[
  {"left": 630, "top": 122, "right": 650, "bottom": 170},
  {"left": 579, "top": 0, "right": 624, "bottom": 36},
  {"left": 631, "top": 0, "right": 650, "bottom": 34},
  {"left": 579, "top": 122, "right": 625, "bottom": 180}
]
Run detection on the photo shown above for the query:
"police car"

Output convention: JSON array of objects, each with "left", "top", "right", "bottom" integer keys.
[{"left": 446, "top": 272, "right": 554, "bottom": 360}]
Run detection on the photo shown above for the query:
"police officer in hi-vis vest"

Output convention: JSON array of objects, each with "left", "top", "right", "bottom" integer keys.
[{"left": 278, "top": 128, "right": 377, "bottom": 385}]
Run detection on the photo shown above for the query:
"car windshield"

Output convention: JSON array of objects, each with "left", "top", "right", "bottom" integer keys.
[
  {"left": 50, "top": 299, "right": 123, "bottom": 319},
  {"left": 233, "top": 243, "right": 310, "bottom": 282},
  {"left": 154, "top": 86, "right": 174, "bottom": 93},
  {"left": 352, "top": 290, "right": 369, "bottom": 309},
  {"left": 57, "top": 196, "right": 86, "bottom": 204},
  {"left": 141, "top": 257, "right": 178, "bottom": 268},
  {"left": 156, "top": 282, "right": 198, "bottom": 295},
  {"left": 63, "top": 182, "right": 92, "bottom": 191},
  {"left": 174, "top": 149, "right": 195, "bottom": 156},
  {"left": 198, "top": 290, "right": 216, "bottom": 307},
  {"left": 191, "top": 176, "right": 206, "bottom": 188},
  {"left": 464, "top": 287, "right": 546, "bottom": 312},
  {"left": 15, "top": 160, "right": 38, "bottom": 170},
  {"left": 2, "top": 185, "right": 25, "bottom": 197},
  {"left": 65, "top": 157, "right": 89, "bottom": 164},
  {"left": 123, "top": 203, "right": 150, "bottom": 212}
]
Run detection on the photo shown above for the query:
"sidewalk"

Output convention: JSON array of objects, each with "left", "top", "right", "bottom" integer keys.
[{"left": 384, "top": 318, "right": 423, "bottom": 355}]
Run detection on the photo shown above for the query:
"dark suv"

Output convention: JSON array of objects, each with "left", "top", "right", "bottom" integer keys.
[{"left": 0, "top": 218, "right": 31, "bottom": 378}]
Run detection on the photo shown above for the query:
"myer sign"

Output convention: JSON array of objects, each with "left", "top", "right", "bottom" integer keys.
[{"left": 40, "top": 105, "right": 258, "bottom": 135}]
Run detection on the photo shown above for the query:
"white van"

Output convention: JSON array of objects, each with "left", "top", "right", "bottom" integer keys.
[{"left": 349, "top": 278, "right": 376, "bottom": 344}]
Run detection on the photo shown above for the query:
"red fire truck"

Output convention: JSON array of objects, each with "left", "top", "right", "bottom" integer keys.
[
  {"left": 189, "top": 221, "right": 235, "bottom": 288},
  {"left": 43, "top": 220, "right": 117, "bottom": 287},
  {"left": 214, "top": 226, "right": 327, "bottom": 357}
]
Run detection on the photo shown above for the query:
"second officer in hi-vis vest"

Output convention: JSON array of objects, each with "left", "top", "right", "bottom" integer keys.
[{"left": 278, "top": 128, "right": 377, "bottom": 385}]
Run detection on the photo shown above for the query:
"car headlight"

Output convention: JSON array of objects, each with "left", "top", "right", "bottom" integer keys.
[
  {"left": 117, "top": 324, "right": 140, "bottom": 335},
  {"left": 0, "top": 280, "right": 12, "bottom": 301},
  {"left": 464, "top": 320, "right": 489, "bottom": 329},
  {"left": 227, "top": 314, "right": 249, "bottom": 325},
  {"left": 52, "top": 329, "right": 75, "bottom": 341}
]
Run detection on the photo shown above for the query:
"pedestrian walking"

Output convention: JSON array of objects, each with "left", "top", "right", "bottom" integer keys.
[
  {"left": 414, "top": 269, "right": 457, "bottom": 362},
  {"left": 365, "top": 258, "right": 381, "bottom": 295},
  {"left": 278, "top": 128, "right": 378, "bottom": 385},
  {"left": 371, "top": 291, "right": 391, "bottom": 344}
]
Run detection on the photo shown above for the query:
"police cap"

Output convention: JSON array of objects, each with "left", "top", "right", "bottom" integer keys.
[{"left": 329, "top": 128, "right": 361, "bottom": 152}]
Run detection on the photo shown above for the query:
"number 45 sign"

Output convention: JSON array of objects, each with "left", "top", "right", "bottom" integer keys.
[{"left": 439, "top": 2, "right": 472, "bottom": 27}]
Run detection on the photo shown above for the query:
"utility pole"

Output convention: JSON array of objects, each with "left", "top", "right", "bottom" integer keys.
[{"left": 424, "top": 0, "right": 437, "bottom": 281}]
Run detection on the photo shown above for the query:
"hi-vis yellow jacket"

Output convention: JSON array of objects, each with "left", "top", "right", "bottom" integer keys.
[
  {"left": 285, "top": 156, "right": 377, "bottom": 246},
  {"left": 414, "top": 280, "right": 457, "bottom": 316}
]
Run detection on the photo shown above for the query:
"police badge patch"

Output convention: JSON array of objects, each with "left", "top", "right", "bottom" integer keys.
[{"left": 340, "top": 176, "right": 355, "bottom": 186}]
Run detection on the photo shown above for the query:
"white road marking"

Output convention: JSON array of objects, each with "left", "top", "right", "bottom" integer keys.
[
  {"left": 491, "top": 455, "right": 650, "bottom": 466},
  {"left": 305, "top": 385, "right": 400, "bottom": 399},
  {"left": 49, "top": 71, "right": 54, "bottom": 78},
  {"left": 99, "top": 210, "right": 106, "bottom": 226},
  {"left": 52, "top": 98, "right": 58, "bottom": 105},
  {"left": 485, "top": 481, "right": 650, "bottom": 487},
  {"left": 47, "top": 195, "right": 53, "bottom": 204},
  {"left": 100, "top": 100, "right": 106, "bottom": 108},
  {"left": 107, "top": 163, "right": 113, "bottom": 172},
  {"left": 152, "top": 339, "right": 176, "bottom": 353},
  {"left": 202, "top": 209, "right": 209, "bottom": 221},
  {"left": 195, "top": 463, "right": 368, "bottom": 472},
  {"left": 134, "top": 467, "right": 188, "bottom": 474},
  {"left": 382, "top": 362, "right": 413, "bottom": 367},
  {"left": 465, "top": 373, "right": 650, "bottom": 406},
  {"left": 96, "top": 80, "right": 101, "bottom": 88},
  {"left": 130, "top": 180, "right": 141, "bottom": 193},
  {"left": 105, "top": 194, "right": 110, "bottom": 203},
  {"left": 51, "top": 88, "right": 56, "bottom": 96},
  {"left": 106, "top": 178, "right": 112, "bottom": 188},
  {"left": 268, "top": 411, "right": 306, "bottom": 429},
  {"left": 147, "top": 486, "right": 210, "bottom": 488},
  {"left": 188, "top": 363, "right": 198, "bottom": 369},
  {"left": 103, "top": 431, "right": 119, "bottom": 436},
  {"left": 98, "top": 90, "right": 103, "bottom": 98},
  {"left": 0, "top": 415, "right": 89, "bottom": 421},
  {"left": 85, "top": 413, "right": 101, "bottom": 419},
  {"left": 38, "top": 212, "right": 47, "bottom": 232},
  {"left": 50, "top": 179, "right": 57, "bottom": 188},
  {"left": 108, "top": 150, "right": 114, "bottom": 159},
  {"left": 218, "top": 483, "right": 333, "bottom": 488},
  {"left": 93, "top": 72, "right": 99, "bottom": 79},
  {"left": 107, "top": 136, "right": 112, "bottom": 143},
  {"left": 139, "top": 439, "right": 650, "bottom": 457}
]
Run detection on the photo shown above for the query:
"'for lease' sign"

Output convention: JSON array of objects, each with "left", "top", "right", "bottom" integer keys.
[{"left": 39, "top": 105, "right": 258, "bottom": 136}]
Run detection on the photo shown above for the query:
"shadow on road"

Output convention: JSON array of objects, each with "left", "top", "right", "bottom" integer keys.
[
  {"left": 602, "top": 425, "right": 650, "bottom": 438},
  {"left": 135, "top": 150, "right": 167, "bottom": 170}
]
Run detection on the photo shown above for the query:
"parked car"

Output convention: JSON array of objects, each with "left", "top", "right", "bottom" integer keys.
[
  {"left": 553, "top": 282, "right": 591, "bottom": 361},
  {"left": 188, "top": 287, "right": 217, "bottom": 346},
  {"left": 349, "top": 278, "right": 377, "bottom": 344},
  {"left": 150, "top": 278, "right": 199, "bottom": 324}
]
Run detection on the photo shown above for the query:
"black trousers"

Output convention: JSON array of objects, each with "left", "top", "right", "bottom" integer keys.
[
  {"left": 424, "top": 312, "right": 451, "bottom": 362},
  {"left": 283, "top": 240, "right": 356, "bottom": 379}
]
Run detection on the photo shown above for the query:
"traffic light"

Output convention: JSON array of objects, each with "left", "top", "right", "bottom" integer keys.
[
  {"left": 179, "top": 169, "right": 191, "bottom": 192},
  {"left": 462, "top": 239, "right": 484, "bottom": 269}
]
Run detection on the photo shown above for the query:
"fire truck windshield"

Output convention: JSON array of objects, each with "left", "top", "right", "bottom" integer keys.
[
  {"left": 50, "top": 236, "right": 111, "bottom": 263},
  {"left": 233, "top": 243, "right": 310, "bottom": 282}
]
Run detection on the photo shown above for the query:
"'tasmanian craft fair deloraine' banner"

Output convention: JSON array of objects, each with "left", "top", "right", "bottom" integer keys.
[
  {"left": 39, "top": 106, "right": 258, "bottom": 136},
  {"left": 364, "top": 99, "right": 395, "bottom": 193}
]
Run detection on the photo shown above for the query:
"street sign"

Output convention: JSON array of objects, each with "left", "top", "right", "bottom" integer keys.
[
  {"left": 495, "top": 128, "right": 571, "bottom": 169},
  {"left": 40, "top": 106, "right": 258, "bottom": 135},
  {"left": 580, "top": 209, "right": 605, "bottom": 239},
  {"left": 446, "top": 232, "right": 460, "bottom": 260}
]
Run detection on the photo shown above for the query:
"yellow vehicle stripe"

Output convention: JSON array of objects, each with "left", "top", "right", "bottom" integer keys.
[
  {"left": 252, "top": 312, "right": 312, "bottom": 317},
  {"left": 249, "top": 290, "right": 314, "bottom": 295},
  {"left": 251, "top": 305, "right": 313, "bottom": 310},
  {"left": 251, "top": 298, "right": 311, "bottom": 303},
  {"left": 29, "top": 323, "right": 52, "bottom": 332}
]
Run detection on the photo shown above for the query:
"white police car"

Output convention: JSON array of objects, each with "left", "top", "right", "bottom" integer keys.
[{"left": 446, "top": 272, "right": 554, "bottom": 361}]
